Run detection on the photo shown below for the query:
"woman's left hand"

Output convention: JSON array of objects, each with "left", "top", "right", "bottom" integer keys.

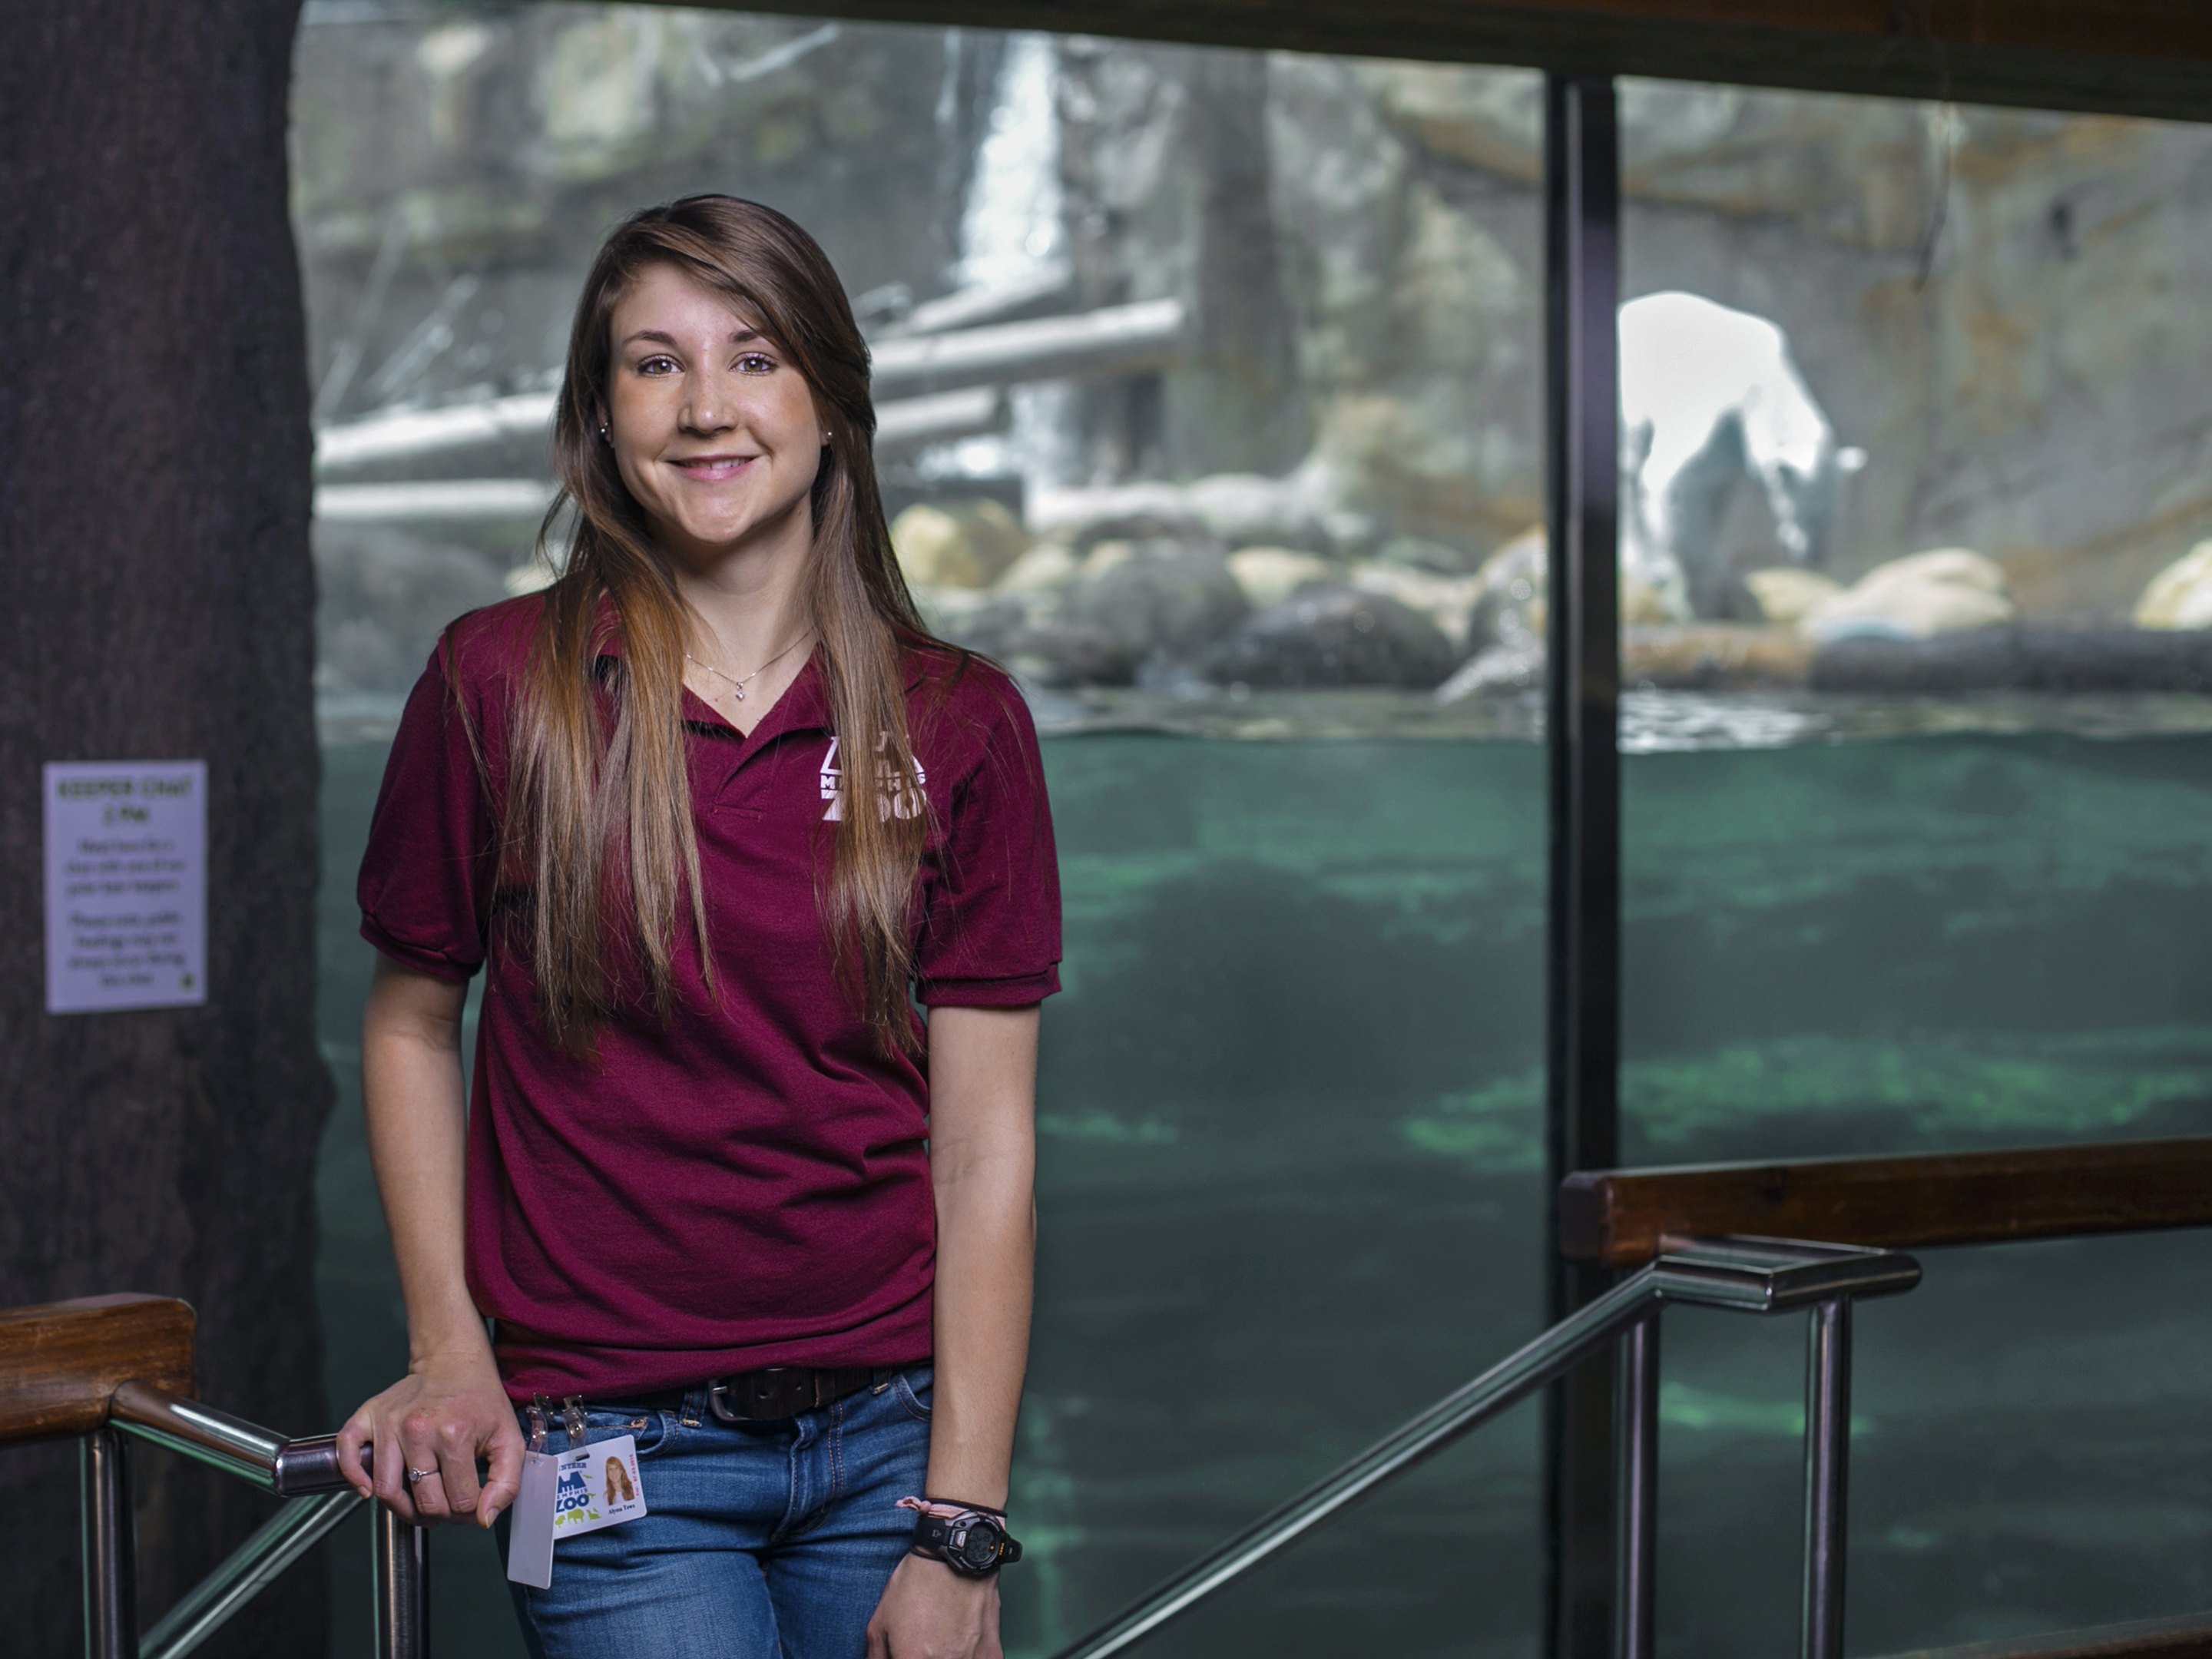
[{"left": 865, "top": 1553, "right": 1002, "bottom": 1659}]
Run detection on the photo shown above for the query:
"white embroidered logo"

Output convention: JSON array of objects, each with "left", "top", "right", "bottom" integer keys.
[{"left": 820, "top": 735, "right": 926, "bottom": 822}]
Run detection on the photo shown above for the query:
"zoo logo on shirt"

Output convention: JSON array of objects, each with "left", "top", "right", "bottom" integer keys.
[{"left": 820, "top": 736, "right": 926, "bottom": 822}]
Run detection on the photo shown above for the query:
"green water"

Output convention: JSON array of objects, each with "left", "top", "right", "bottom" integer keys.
[{"left": 313, "top": 725, "right": 2212, "bottom": 1657}]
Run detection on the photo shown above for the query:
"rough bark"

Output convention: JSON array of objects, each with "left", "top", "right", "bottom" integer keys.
[{"left": 0, "top": 1, "right": 330, "bottom": 1652}]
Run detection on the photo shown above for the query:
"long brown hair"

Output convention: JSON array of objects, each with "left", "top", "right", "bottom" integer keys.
[{"left": 509, "top": 196, "right": 935, "bottom": 1055}]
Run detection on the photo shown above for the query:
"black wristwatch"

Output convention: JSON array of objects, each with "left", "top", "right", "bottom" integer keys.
[{"left": 909, "top": 1507, "right": 1024, "bottom": 1575}]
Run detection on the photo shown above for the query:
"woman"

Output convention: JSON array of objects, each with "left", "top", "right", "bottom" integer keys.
[{"left": 336, "top": 196, "right": 1060, "bottom": 1659}]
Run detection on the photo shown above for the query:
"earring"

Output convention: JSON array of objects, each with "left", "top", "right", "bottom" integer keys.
[{"left": 598, "top": 422, "right": 610, "bottom": 442}]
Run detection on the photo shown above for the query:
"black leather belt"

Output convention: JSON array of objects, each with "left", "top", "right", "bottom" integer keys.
[{"left": 621, "top": 1365, "right": 911, "bottom": 1423}]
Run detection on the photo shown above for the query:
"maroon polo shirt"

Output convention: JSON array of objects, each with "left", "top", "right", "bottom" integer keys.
[{"left": 357, "top": 597, "right": 1061, "bottom": 1400}]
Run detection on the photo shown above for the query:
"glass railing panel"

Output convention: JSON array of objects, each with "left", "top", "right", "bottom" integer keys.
[{"left": 1618, "top": 77, "right": 2212, "bottom": 1655}]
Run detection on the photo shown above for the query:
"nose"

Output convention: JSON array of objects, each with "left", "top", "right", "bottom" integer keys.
[{"left": 681, "top": 362, "right": 741, "bottom": 436}]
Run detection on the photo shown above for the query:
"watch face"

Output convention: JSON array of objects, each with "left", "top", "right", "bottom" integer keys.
[{"left": 952, "top": 1519, "right": 1002, "bottom": 1569}]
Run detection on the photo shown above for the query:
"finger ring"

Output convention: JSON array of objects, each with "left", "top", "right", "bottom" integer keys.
[{"left": 406, "top": 1468, "right": 436, "bottom": 1483}]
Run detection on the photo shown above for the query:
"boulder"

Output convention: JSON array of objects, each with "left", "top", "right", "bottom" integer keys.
[
  {"left": 1227, "top": 546, "right": 1338, "bottom": 608},
  {"left": 891, "top": 498, "right": 1028, "bottom": 589},
  {"left": 1803, "top": 548, "right": 2015, "bottom": 641},
  {"left": 2133, "top": 541, "right": 2212, "bottom": 631},
  {"left": 1745, "top": 566, "right": 1843, "bottom": 626},
  {"left": 1022, "top": 538, "right": 1250, "bottom": 684},
  {"left": 1207, "top": 582, "right": 1457, "bottom": 688},
  {"left": 1344, "top": 559, "right": 1485, "bottom": 651},
  {"left": 994, "top": 541, "right": 1082, "bottom": 594}
]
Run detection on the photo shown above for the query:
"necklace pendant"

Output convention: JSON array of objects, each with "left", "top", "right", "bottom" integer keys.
[{"left": 730, "top": 682, "right": 745, "bottom": 700}]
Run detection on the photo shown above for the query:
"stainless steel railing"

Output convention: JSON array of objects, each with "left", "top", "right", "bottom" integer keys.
[
  {"left": 1046, "top": 1235, "right": 1922, "bottom": 1659},
  {"left": 88, "top": 1382, "right": 427, "bottom": 1659}
]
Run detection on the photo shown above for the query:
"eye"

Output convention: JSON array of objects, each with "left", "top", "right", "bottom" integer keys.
[
  {"left": 737, "top": 353, "right": 776, "bottom": 375},
  {"left": 636, "top": 355, "right": 677, "bottom": 376}
]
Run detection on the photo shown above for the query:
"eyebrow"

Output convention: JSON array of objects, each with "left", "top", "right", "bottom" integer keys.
[{"left": 619, "top": 326, "right": 767, "bottom": 350}]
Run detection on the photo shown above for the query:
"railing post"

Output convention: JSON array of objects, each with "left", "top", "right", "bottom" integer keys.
[
  {"left": 1616, "top": 1313, "right": 1659, "bottom": 1659},
  {"left": 373, "top": 1505, "right": 431, "bottom": 1658},
  {"left": 1802, "top": 1296, "right": 1853, "bottom": 1659},
  {"left": 81, "top": 1426, "right": 137, "bottom": 1659}
]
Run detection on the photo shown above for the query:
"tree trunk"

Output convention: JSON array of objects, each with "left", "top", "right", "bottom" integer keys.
[{"left": 0, "top": 2, "right": 330, "bottom": 1652}]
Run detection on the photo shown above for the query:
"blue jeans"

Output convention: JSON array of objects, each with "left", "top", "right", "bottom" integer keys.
[{"left": 504, "top": 1367, "right": 932, "bottom": 1659}]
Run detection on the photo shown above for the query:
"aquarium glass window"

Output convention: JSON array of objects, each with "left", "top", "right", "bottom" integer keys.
[
  {"left": 295, "top": 10, "right": 1551, "bottom": 1654},
  {"left": 1614, "top": 81, "right": 2212, "bottom": 1654}
]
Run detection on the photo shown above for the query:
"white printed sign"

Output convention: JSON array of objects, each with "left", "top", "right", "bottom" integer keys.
[{"left": 44, "top": 761, "right": 207, "bottom": 1014}]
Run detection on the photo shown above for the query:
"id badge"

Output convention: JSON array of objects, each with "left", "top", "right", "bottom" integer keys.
[
  {"left": 551, "top": 1433, "right": 648, "bottom": 1539},
  {"left": 505, "top": 1397, "right": 648, "bottom": 1589}
]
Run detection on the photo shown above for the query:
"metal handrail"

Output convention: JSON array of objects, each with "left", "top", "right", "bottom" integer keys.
[
  {"left": 108, "top": 1378, "right": 363, "bottom": 1497},
  {"left": 1047, "top": 1236, "right": 1920, "bottom": 1659},
  {"left": 84, "top": 1382, "right": 426, "bottom": 1659}
]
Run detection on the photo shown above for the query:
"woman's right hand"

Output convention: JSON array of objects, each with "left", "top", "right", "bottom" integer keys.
[{"left": 337, "top": 1349, "right": 524, "bottom": 1528}]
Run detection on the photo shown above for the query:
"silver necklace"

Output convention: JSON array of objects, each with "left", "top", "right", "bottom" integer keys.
[{"left": 684, "top": 631, "right": 811, "bottom": 702}]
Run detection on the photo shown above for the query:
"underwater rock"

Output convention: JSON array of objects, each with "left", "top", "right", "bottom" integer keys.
[
  {"left": 1227, "top": 546, "right": 1338, "bottom": 608},
  {"left": 1803, "top": 549, "right": 2015, "bottom": 641},
  {"left": 892, "top": 500, "right": 1028, "bottom": 589},
  {"left": 1745, "top": 567, "right": 1843, "bottom": 626},
  {"left": 1207, "top": 583, "right": 1456, "bottom": 688},
  {"left": 2133, "top": 541, "right": 2212, "bottom": 631}
]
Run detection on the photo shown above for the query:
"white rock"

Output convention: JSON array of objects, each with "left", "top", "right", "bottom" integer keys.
[
  {"left": 1227, "top": 547, "right": 1338, "bottom": 608},
  {"left": 1744, "top": 567, "right": 1843, "bottom": 626},
  {"left": 2133, "top": 541, "right": 2212, "bottom": 631},
  {"left": 995, "top": 542, "right": 1082, "bottom": 594},
  {"left": 1803, "top": 548, "right": 2015, "bottom": 641},
  {"left": 891, "top": 501, "right": 1028, "bottom": 590}
]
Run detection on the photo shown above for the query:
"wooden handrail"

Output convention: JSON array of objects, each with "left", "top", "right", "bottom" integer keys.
[
  {"left": 1559, "top": 1137, "right": 2212, "bottom": 1267},
  {"left": 1877, "top": 1609, "right": 2212, "bottom": 1658},
  {"left": 0, "top": 1294, "right": 194, "bottom": 1444}
]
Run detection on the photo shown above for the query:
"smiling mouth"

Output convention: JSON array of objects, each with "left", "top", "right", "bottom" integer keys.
[{"left": 669, "top": 454, "right": 757, "bottom": 480}]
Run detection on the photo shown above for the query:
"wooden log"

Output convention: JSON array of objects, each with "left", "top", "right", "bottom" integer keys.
[
  {"left": 1559, "top": 1137, "right": 2212, "bottom": 1267},
  {"left": 870, "top": 299, "right": 1186, "bottom": 400},
  {"left": 315, "top": 388, "right": 556, "bottom": 472},
  {"left": 1874, "top": 1609, "right": 2212, "bottom": 1659},
  {"left": 1810, "top": 626, "right": 2212, "bottom": 694},
  {"left": 0, "top": 1294, "right": 194, "bottom": 1445}
]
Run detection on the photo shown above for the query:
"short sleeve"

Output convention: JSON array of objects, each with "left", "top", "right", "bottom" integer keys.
[
  {"left": 356, "top": 631, "right": 503, "bottom": 982},
  {"left": 912, "top": 672, "right": 1063, "bottom": 1008}
]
